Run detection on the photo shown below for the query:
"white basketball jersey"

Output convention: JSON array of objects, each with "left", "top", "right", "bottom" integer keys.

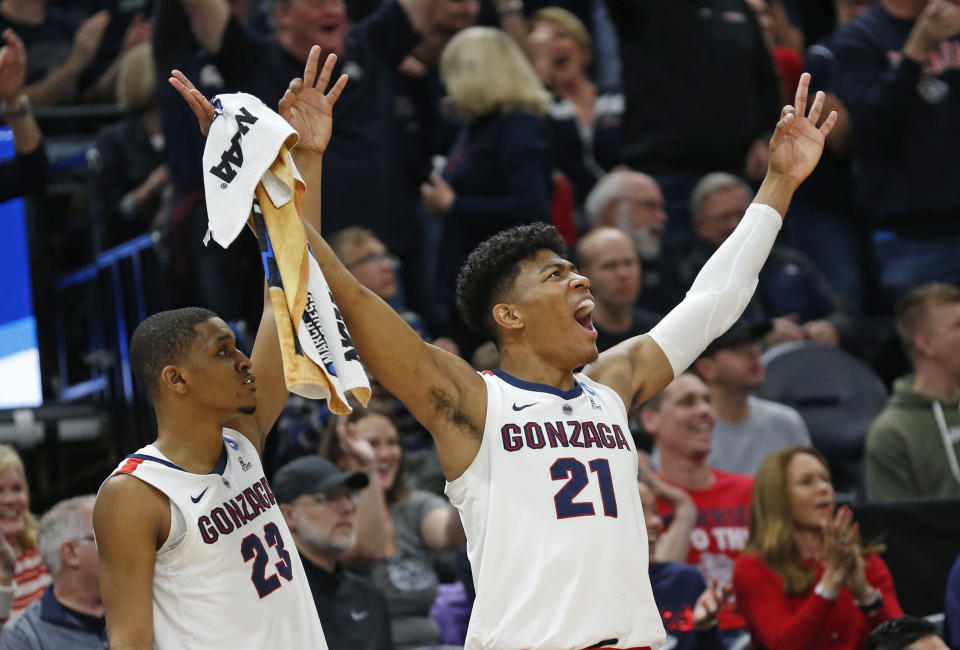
[
  {"left": 104, "top": 430, "right": 328, "bottom": 650},
  {"left": 445, "top": 371, "right": 665, "bottom": 650}
]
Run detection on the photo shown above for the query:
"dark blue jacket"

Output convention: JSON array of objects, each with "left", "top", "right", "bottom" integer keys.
[
  {"left": 650, "top": 562, "right": 724, "bottom": 650},
  {"left": 832, "top": 3, "right": 960, "bottom": 232},
  {"left": 946, "top": 555, "right": 960, "bottom": 649}
]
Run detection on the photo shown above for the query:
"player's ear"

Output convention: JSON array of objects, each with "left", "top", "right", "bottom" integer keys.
[
  {"left": 492, "top": 302, "right": 523, "bottom": 332},
  {"left": 160, "top": 365, "right": 188, "bottom": 395}
]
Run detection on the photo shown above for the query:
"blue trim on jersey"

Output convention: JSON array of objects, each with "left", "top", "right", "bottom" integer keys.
[
  {"left": 126, "top": 449, "right": 228, "bottom": 475},
  {"left": 492, "top": 369, "right": 583, "bottom": 399}
]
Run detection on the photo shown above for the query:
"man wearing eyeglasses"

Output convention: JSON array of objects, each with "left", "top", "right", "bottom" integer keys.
[
  {"left": 0, "top": 495, "right": 105, "bottom": 650},
  {"left": 274, "top": 456, "right": 394, "bottom": 650}
]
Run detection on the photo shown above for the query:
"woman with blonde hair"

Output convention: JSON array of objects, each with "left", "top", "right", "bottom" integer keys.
[
  {"left": 733, "top": 446, "right": 902, "bottom": 649},
  {"left": 420, "top": 26, "right": 553, "bottom": 345},
  {"left": 528, "top": 7, "right": 623, "bottom": 205},
  {"left": 0, "top": 444, "right": 50, "bottom": 624}
]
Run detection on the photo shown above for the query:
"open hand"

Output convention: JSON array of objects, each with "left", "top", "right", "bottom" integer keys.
[
  {"left": 693, "top": 578, "right": 733, "bottom": 630},
  {"left": 122, "top": 13, "right": 152, "bottom": 53},
  {"left": 71, "top": 10, "right": 110, "bottom": 70},
  {"left": 0, "top": 29, "right": 26, "bottom": 102},
  {"left": 767, "top": 73, "right": 838, "bottom": 187},
  {"left": 336, "top": 416, "right": 376, "bottom": 470},
  {"left": 278, "top": 45, "right": 348, "bottom": 155},
  {"left": 168, "top": 69, "right": 215, "bottom": 136}
]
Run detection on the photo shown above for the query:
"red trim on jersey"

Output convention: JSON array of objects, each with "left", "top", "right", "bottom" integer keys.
[
  {"left": 116, "top": 457, "right": 145, "bottom": 475},
  {"left": 481, "top": 370, "right": 494, "bottom": 376}
]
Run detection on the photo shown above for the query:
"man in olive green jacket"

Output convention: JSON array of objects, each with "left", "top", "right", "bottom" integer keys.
[{"left": 866, "top": 283, "right": 960, "bottom": 500}]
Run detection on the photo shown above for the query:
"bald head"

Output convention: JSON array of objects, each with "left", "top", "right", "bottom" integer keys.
[
  {"left": 576, "top": 227, "right": 641, "bottom": 309},
  {"left": 585, "top": 170, "right": 667, "bottom": 260}
]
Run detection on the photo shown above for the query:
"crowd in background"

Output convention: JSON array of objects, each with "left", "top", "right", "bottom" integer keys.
[{"left": 1, "top": 0, "right": 960, "bottom": 647}]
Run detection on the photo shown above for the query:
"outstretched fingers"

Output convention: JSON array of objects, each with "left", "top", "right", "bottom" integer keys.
[
  {"left": 794, "top": 72, "right": 810, "bottom": 117},
  {"left": 316, "top": 51, "right": 337, "bottom": 91},
  {"left": 807, "top": 89, "right": 825, "bottom": 124},
  {"left": 325, "top": 73, "right": 348, "bottom": 107},
  {"left": 818, "top": 109, "right": 839, "bottom": 138},
  {"left": 303, "top": 45, "right": 320, "bottom": 88},
  {"left": 169, "top": 69, "right": 214, "bottom": 134}
]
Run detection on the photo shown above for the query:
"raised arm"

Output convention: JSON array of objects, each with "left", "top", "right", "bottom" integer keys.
[
  {"left": 94, "top": 476, "right": 170, "bottom": 649},
  {"left": 584, "top": 74, "right": 838, "bottom": 409}
]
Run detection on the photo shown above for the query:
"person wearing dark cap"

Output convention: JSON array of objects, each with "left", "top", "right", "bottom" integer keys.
[
  {"left": 274, "top": 456, "right": 395, "bottom": 650},
  {"left": 693, "top": 319, "right": 812, "bottom": 476}
]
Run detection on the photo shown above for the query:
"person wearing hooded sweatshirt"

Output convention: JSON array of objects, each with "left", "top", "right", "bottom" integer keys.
[{"left": 866, "top": 283, "right": 960, "bottom": 500}]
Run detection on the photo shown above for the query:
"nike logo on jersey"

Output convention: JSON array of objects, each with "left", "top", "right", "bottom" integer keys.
[
  {"left": 191, "top": 487, "right": 209, "bottom": 503},
  {"left": 350, "top": 610, "right": 369, "bottom": 621},
  {"left": 512, "top": 402, "right": 538, "bottom": 411}
]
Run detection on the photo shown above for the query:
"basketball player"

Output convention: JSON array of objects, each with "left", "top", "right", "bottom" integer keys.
[
  {"left": 91, "top": 52, "right": 348, "bottom": 648},
  {"left": 171, "top": 51, "right": 836, "bottom": 648}
]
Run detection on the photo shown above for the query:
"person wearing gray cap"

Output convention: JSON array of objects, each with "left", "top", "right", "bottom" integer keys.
[
  {"left": 693, "top": 319, "right": 812, "bottom": 476},
  {"left": 274, "top": 456, "right": 394, "bottom": 650}
]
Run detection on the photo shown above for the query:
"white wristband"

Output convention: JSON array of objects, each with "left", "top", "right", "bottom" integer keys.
[
  {"left": 814, "top": 581, "right": 838, "bottom": 601},
  {"left": 648, "top": 202, "right": 782, "bottom": 377},
  {"left": 0, "top": 583, "right": 15, "bottom": 619}
]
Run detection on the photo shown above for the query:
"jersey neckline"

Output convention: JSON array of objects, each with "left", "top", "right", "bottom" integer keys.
[
  {"left": 491, "top": 369, "right": 583, "bottom": 400},
  {"left": 128, "top": 445, "right": 229, "bottom": 476}
]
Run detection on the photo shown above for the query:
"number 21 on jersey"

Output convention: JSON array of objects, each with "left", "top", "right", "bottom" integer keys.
[{"left": 551, "top": 457, "right": 618, "bottom": 519}]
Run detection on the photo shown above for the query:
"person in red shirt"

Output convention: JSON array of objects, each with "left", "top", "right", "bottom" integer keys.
[
  {"left": 733, "top": 446, "right": 903, "bottom": 649},
  {"left": 640, "top": 372, "right": 754, "bottom": 632}
]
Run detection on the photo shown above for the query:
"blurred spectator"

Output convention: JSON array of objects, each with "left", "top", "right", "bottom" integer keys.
[
  {"left": 574, "top": 227, "right": 660, "bottom": 352},
  {"left": 319, "top": 405, "right": 465, "bottom": 650},
  {"left": 0, "top": 445, "right": 50, "bottom": 625},
  {"left": 273, "top": 456, "right": 394, "bottom": 650},
  {"left": 330, "top": 226, "right": 459, "bottom": 355},
  {"left": 583, "top": 168, "right": 678, "bottom": 314},
  {"left": 178, "top": 0, "right": 441, "bottom": 306},
  {"left": 693, "top": 320, "right": 813, "bottom": 475},
  {"left": 640, "top": 373, "right": 753, "bottom": 633},
  {"left": 680, "top": 172, "right": 855, "bottom": 349},
  {"left": 745, "top": 0, "right": 805, "bottom": 104},
  {"left": 947, "top": 554, "right": 960, "bottom": 649},
  {"left": 831, "top": 0, "right": 960, "bottom": 305},
  {"left": 0, "top": 495, "right": 104, "bottom": 650},
  {"left": 606, "top": 0, "right": 781, "bottom": 249},
  {"left": 0, "top": 28, "right": 47, "bottom": 202},
  {"left": 0, "top": 1, "right": 148, "bottom": 105},
  {"left": 866, "top": 283, "right": 960, "bottom": 500},
  {"left": 781, "top": 0, "right": 873, "bottom": 312},
  {"left": 527, "top": 7, "right": 623, "bottom": 206},
  {"left": 87, "top": 42, "right": 168, "bottom": 249},
  {"left": 422, "top": 26, "right": 552, "bottom": 344},
  {"left": 637, "top": 479, "right": 727, "bottom": 650},
  {"left": 733, "top": 447, "right": 903, "bottom": 649},
  {"left": 867, "top": 616, "right": 950, "bottom": 650}
]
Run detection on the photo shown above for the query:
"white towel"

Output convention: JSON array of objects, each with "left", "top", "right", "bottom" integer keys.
[{"left": 203, "top": 92, "right": 370, "bottom": 413}]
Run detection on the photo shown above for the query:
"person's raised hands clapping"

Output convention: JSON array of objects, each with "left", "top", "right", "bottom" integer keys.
[{"left": 0, "top": 29, "right": 26, "bottom": 103}]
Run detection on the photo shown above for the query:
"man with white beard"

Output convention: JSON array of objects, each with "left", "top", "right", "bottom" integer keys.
[
  {"left": 274, "top": 456, "right": 394, "bottom": 650},
  {"left": 584, "top": 169, "right": 679, "bottom": 314}
]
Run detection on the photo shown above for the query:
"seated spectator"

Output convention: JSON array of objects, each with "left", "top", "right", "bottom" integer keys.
[
  {"left": 0, "top": 2, "right": 144, "bottom": 106},
  {"left": 87, "top": 42, "right": 168, "bottom": 248},
  {"left": 680, "top": 172, "right": 854, "bottom": 348},
  {"left": 574, "top": 226, "right": 660, "bottom": 352},
  {"left": 527, "top": 7, "right": 622, "bottom": 205},
  {"left": 733, "top": 446, "right": 903, "bottom": 650},
  {"left": 330, "top": 227, "right": 458, "bottom": 355},
  {"left": 0, "top": 445, "right": 50, "bottom": 625},
  {"left": 421, "top": 26, "right": 553, "bottom": 343},
  {"left": 866, "top": 283, "right": 960, "bottom": 500},
  {"left": 637, "top": 478, "right": 727, "bottom": 650},
  {"left": 640, "top": 373, "right": 753, "bottom": 633},
  {"left": 867, "top": 617, "right": 949, "bottom": 650},
  {"left": 0, "top": 28, "right": 47, "bottom": 202},
  {"left": 831, "top": 0, "right": 960, "bottom": 305},
  {"left": 319, "top": 405, "right": 465, "bottom": 650},
  {"left": 273, "top": 456, "right": 394, "bottom": 650},
  {"left": 946, "top": 554, "right": 960, "bottom": 649},
  {"left": 0, "top": 495, "right": 104, "bottom": 649},
  {"left": 693, "top": 319, "right": 812, "bottom": 475},
  {"left": 583, "top": 168, "right": 677, "bottom": 314}
]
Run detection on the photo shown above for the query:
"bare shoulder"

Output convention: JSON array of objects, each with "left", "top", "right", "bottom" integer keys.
[
  {"left": 95, "top": 474, "right": 170, "bottom": 549},
  {"left": 584, "top": 334, "right": 673, "bottom": 409}
]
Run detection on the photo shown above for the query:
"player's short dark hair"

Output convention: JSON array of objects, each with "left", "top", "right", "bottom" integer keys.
[
  {"left": 130, "top": 307, "right": 218, "bottom": 399},
  {"left": 866, "top": 616, "right": 939, "bottom": 650},
  {"left": 456, "top": 222, "right": 567, "bottom": 341}
]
